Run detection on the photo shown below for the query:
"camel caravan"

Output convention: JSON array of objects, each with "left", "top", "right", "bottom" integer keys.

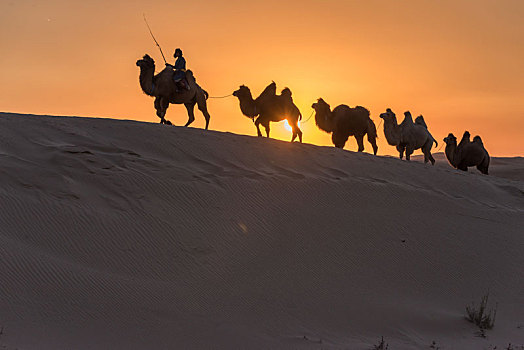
[{"left": 136, "top": 50, "right": 490, "bottom": 175}]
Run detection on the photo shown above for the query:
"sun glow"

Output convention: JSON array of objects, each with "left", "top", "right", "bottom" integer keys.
[
  {"left": 283, "top": 120, "right": 292, "bottom": 132},
  {"left": 283, "top": 120, "right": 300, "bottom": 132}
]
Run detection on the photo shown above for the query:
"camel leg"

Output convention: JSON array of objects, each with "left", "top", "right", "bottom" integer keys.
[
  {"left": 254, "top": 118, "right": 263, "bottom": 137},
  {"left": 367, "top": 133, "right": 378, "bottom": 155},
  {"left": 422, "top": 141, "right": 435, "bottom": 165},
  {"left": 422, "top": 145, "right": 429, "bottom": 163},
  {"left": 397, "top": 145, "right": 405, "bottom": 159},
  {"left": 154, "top": 97, "right": 164, "bottom": 123},
  {"left": 154, "top": 97, "right": 161, "bottom": 122},
  {"left": 405, "top": 146, "right": 414, "bottom": 161},
  {"left": 289, "top": 119, "right": 302, "bottom": 143},
  {"left": 478, "top": 157, "right": 489, "bottom": 174},
  {"left": 355, "top": 135, "right": 365, "bottom": 152},
  {"left": 424, "top": 151, "right": 435, "bottom": 165},
  {"left": 156, "top": 97, "right": 170, "bottom": 125},
  {"left": 196, "top": 96, "right": 211, "bottom": 130},
  {"left": 332, "top": 132, "right": 347, "bottom": 149},
  {"left": 263, "top": 121, "right": 270, "bottom": 138},
  {"left": 184, "top": 102, "right": 196, "bottom": 127},
  {"left": 428, "top": 152, "right": 435, "bottom": 165}
]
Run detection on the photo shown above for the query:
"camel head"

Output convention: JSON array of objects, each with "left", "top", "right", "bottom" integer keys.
[
  {"left": 233, "top": 85, "right": 251, "bottom": 98},
  {"left": 136, "top": 54, "right": 155, "bottom": 69},
  {"left": 379, "top": 108, "right": 397, "bottom": 125},
  {"left": 312, "top": 98, "right": 334, "bottom": 133},
  {"left": 311, "top": 98, "right": 330, "bottom": 114},
  {"left": 443, "top": 133, "right": 457, "bottom": 146}
]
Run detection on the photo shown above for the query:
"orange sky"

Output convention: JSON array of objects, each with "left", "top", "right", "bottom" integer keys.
[{"left": 1, "top": 0, "right": 523, "bottom": 156}]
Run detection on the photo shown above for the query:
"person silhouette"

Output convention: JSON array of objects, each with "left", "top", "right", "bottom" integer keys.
[{"left": 166, "top": 48, "right": 189, "bottom": 92}]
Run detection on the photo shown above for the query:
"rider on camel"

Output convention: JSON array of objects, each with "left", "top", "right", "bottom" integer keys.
[{"left": 166, "top": 48, "right": 190, "bottom": 92}]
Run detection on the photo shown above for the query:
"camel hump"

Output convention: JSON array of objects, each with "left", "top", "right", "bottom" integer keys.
[
  {"left": 473, "top": 135, "right": 484, "bottom": 146},
  {"left": 459, "top": 131, "right": 471, "bottom": 145},
  {"left": 415, "top": 115, "right": 428, "bottom": 129},
  {"left": 354, "top": 106, "right": 370, "bottom": 117},
  {"left": 280, "top": 87, "right": 292, "bottom": 99},
  {"left": 184, "top": 70, "right": 195, "bottom": 81},
  {"left": 401, "top": 111, "right": 414, "bottom": 125},
  {"left": 255, "top": 81, "right": 277, "bottom": 104}
]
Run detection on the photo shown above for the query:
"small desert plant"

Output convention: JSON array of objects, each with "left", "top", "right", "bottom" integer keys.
[
  {"left": 465, "top": 293, "right": 497, "bottom": 330},
  {"left": 505, "top": 344, "right": 524, "bottom": 350},
  {"left": 372, "top": 336, "right": 389, "bottom": 350}
]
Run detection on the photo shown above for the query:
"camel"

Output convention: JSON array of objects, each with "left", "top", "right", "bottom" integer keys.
[
  {"left": 443, "top": 131, "right": 490, "bottom": 174},
  {"left": 311, "top": 98, "right": 378, "bottom": 154},
  {"left": 380, "top": 109, "right": 437, "bottom": 164},
  {"left": 232, "top": 82, "right": 302, "bottom": 142},
  {"left": 136, "top": 54, "right": 211, "bottom": 129}
]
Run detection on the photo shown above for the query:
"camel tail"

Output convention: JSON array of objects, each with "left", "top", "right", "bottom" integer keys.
[
  {"left": 299, "top": 112, "right": 302, "bottom": 121},
  {"left": 203, "top": 89, "right": 209, "bottom": 100},
  {"left": 427, "top": 130, "right": 438, "bottom": 148}
]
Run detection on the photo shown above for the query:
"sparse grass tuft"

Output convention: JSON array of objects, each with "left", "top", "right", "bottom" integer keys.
[
  {"left": 430, "top": 340, "right": 440, "bottom": 349},
  {"left": 372, "top": 336, "right": 389, "bottom": 350},
  {"left": 505, "top": 344, "right": 524, "bottom": 350},
  {"left": 465, "top": 293, "right": 497, "bottom": 330}
]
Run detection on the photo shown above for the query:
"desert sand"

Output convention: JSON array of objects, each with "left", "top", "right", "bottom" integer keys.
[{"left": 0, "top": 112, "right": 523, "bottom": 349}]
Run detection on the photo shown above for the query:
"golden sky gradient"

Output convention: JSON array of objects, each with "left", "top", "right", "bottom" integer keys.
[{"left": 1, "top": 0, "right": 523, "bottom": 156}]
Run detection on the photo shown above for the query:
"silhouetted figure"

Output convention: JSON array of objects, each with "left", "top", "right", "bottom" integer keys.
[
  {"left": 443, "top": 131, "right": 490, "bottom": 174},
  {"left": 136, "top": 54, "right": 211, "bottom": 128},
  {"left": 233, "top": 82, "right": 302, "bottom": 142},
  {"left": 166, "top": 48, "right": 190, "bottom": 92},
  {"left": 379, "top": 109, "right": 437, "bottom": 163},
  {"left": 311, "top": 98, "right": 377, "bottom": 154}
]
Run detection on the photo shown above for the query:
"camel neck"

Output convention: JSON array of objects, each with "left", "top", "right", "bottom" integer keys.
[
  {"left": 314, "top": 109, "right": 333, "bottom": 133},
  {"left": 383, "top": 120, "right": 401, "bottom": 146},
  {"left": 238, "top": 94, "right": 257, "bottom": 118},
  {"left": 139, "top": 66, "right": 156, "bottom": 96},
  {"left": 445, "top": 144, "right": 457, "bottom": 167}
]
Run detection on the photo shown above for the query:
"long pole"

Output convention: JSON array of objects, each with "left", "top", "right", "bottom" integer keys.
[{"left": 143, "top": 14, "right": 167, "bottom": 64}]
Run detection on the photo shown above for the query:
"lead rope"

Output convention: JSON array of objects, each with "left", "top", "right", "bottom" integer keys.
[
  {"left": 207, "top": 94, "right": 233, "bottom": 99},
  {"left": 299, "top": 110, "right": 315, "bottom": 124}
]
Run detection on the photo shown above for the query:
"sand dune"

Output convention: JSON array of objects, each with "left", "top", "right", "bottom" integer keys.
[{"left": 0, "top": 112, "right": 523, "bottom": 350}]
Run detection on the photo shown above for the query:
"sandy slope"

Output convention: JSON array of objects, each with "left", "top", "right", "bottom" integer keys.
[{"left": 0, "top": 112, "right": 523, "bottom": 350}]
